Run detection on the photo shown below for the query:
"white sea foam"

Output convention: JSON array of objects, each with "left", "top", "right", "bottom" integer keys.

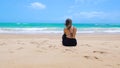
[{"left": 0, "top": 28, "right": 120, "bottom": 34}]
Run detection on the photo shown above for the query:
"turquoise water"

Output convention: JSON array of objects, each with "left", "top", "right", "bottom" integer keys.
[
  {"left": 0, "top": 22, "right": 120, "bottom": 34},
  {"left": 0, "top": 22, "right": 120, "bottom": 28}
]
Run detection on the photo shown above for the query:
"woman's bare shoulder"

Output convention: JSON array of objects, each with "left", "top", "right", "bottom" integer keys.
[
  {"left": 64, "top": 28, "right": 67, "bottom": 30},
  {"left": 64, "top": 28, "right": 67, "bottom": 33},
  {"left": 73, "top": 27, "right": 77, "bottom": 30}
]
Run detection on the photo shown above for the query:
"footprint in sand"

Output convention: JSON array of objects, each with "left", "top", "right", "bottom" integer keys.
[
  {"left": 117, "top": 64, "right": 120, "bottom": 66},
  {"left": 94, "top": 56, "right": 99, "bottom": 59},
  {"left": 9, "top": 51, "right": 14, "bottom": 53},
  {"left": 94, "top": 56, "right": 103, "bottom": 61},
  {"left": 81, "top": 44, "right": 91, "bottom": 47},
  {"left": 30, "top": 42, "right": 38, "bottom": 44},
  {"left": 62, "top": 49, "right": 72, "bottom": 53},
  {"left": 42, "top": 40, "right": 48, "bottom": 43},
  {"left": 115, "top": 46, "right": 119, "bottom": 48},
  {"left": 105, "top": 64, "right": 113, "bottom": 67},
  {"left": 102, "top": 42, "right": 110, "bottom": 45},
  {"left": 36, "top": 45, "right": 40, "bottom": 48},
  {"left": 0, "top": 43, "right": 6, "bottom": 46},
  {"left": 48, "top": 45, "right": 58, "bottom": 49},
  {"left": 30, "top": 42, "right": 40, "bottom": 45},
  {"left": 63, "top": 49, "right": 78, "bottom": 54},
  {"left": 16, "top": 47, "right": 24, "bottom": 50},
  {"left": 41, "top": 47, "right": 47, "bottom": 50},
  {"left": 30, "top": 42, "right": 40, "bottom": 48},
  {"left": 36, "top": 50, "right": 43, "bottom": 53},
  {"left": 93, "top": 51, "right": 107, "bottom": 54},
  {"left": 17, "top": 42, "right": 25, "bottom": 45},
  {"left": 84, "top": 56, "right": 101, "bottom": 60},
  {"left": 84, "top": 56, "right": 91, "bottom": 59},
  {"left": 65, "top": 49, "right": 73, "bottom": 51},
  {"left": 48, "top": 45, "right": 53, "bottom": 48}
]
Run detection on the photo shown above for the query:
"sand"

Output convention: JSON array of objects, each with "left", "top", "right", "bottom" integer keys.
[{"left": 0, "top": 34, "right": 120, "bottom": 68}]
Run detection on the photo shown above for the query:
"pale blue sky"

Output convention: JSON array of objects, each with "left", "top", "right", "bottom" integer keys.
[{"left": 0, "top": 0, "right": 120, "bottom": 23}]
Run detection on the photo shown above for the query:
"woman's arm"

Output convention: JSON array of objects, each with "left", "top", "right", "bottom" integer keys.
[
  {"left": 73, "top": 27, "right": 77, "bottom": 38},
  {"left": 64, "top": 28, "right": 66, "bottom": 34}
]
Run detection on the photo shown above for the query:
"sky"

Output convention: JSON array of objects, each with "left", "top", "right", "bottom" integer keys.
[{"left": 0, "top": 0, "right": 120, "bottom": 23}]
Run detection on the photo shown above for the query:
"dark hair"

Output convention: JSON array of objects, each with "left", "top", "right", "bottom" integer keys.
[{"left": 65, "top": 18, "right": 72, "bottom": 26}]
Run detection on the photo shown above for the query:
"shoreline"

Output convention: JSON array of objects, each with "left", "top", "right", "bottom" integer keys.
[{"left": 0, "top": 32, "right": 120, "bottom": 35}]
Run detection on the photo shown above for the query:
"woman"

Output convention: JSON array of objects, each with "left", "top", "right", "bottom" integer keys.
[{"left": 62, "top": 18, "right": 77, "bottom": 46}]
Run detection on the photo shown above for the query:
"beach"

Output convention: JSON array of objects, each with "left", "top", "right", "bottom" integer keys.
[
  {"left": 1, "top": 0, "right": 120, "bottom": 67},
  {"left": 0, "top": 34, "right": 120, "bottom": 68}
]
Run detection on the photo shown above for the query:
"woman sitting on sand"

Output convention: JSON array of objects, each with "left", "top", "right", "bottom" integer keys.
[{"left": 62, "top": 18, "right": 77, "bottom": 46}]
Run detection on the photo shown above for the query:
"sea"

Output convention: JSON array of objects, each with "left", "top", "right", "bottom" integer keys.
[{"left": 0, "top": 22, "right": 120, "bottom": 34}]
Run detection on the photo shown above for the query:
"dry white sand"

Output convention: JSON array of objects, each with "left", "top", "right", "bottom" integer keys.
[{"left": 0, "top": 34, "right": 120, "bottom": 68}]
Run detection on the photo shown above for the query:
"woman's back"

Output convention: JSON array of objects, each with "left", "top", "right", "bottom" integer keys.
[
  {"left": 64, "top": 26, "right": 77, "bottom": 39},
  {"left": 62, "top": 19, "right": 77, "bottom": 46}
]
